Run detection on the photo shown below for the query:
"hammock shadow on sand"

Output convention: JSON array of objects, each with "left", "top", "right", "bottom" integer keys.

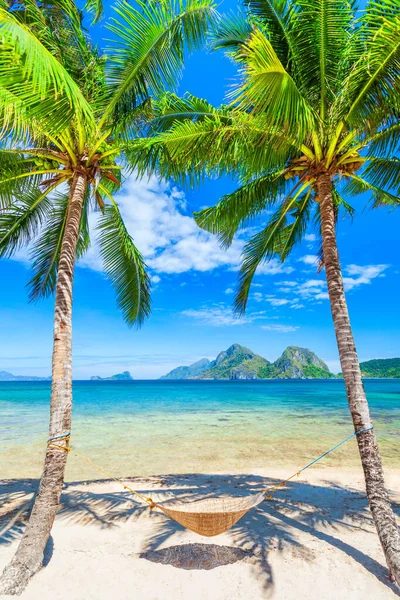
[{"left": 1, "top": 474, "right": 399, "bottom": 596}]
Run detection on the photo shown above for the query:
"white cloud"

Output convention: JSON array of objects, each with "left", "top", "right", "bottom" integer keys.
[
  {"left": 304, "top": 234, "right": 316, "bottom": 242},
  {"left": 181, "top": 305, "right": 250, "bottom": 327},
  {"left": 261, "top": 324, "right": 299, "bottom": 333},
  {"left": 77, "top": 174, "right": 296, "bottom": 279},
  {"left": 277, "top": 280, "right": 298, "bottom": 287},
  {"left": 181, "top": 304, "right": 274, "bottom": 327},
  {"left": 267, "top": 298, "right": 290, "bottom": 306},
  {"left": 151, "top": 275, "right": 161, "bottom": 284},
  {"left": 79, "top": 174, "right": 245, "bottom": 275},
  {"left": 225, "top": 287, "right": 234, "bottom": 295},
  {"left": 298, "top": 254, "right": 319, "bottom": 265},
  {"left": 343, "top": 264, "right": 389, "bottom": 291}
]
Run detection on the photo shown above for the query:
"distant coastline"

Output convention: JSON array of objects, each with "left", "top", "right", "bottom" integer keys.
[{"left": 2, "top": 356, "right": 400, "bottom": 382}]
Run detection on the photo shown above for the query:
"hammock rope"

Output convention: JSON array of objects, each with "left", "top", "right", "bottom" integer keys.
[{"left": 47, "top": 426, "right": 374, "bottom": 536}]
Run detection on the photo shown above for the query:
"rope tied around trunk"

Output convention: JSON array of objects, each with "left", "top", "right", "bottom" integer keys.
[{"left": 46, "top": 432, "right": 156, "bottom": 508}]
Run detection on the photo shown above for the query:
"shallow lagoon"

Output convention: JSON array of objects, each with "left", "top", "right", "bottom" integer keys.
[{"left": 1, "top": 379, "right": 399, "bottom": 480}]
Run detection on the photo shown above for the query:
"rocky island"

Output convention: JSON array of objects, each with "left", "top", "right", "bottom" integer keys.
[
  {"left": 90, "top": 371, "right": 134, "bottom": 381},
  {"left": 160, "top": 344, "right": 335, "bottom": 380}
]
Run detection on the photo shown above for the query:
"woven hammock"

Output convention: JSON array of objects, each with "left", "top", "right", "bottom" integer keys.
[
  {"left": 155, "top": 493, "right": 266, "bottom": 537},
  {"left": 48, "top": 428, "right": 374, "bottom": 537}
]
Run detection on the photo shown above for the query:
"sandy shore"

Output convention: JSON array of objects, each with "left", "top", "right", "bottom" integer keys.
[{"left": 1, "top": 467, "right": 399, "bottom": 599}]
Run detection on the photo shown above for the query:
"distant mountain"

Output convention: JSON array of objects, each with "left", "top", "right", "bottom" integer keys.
[
  {"left": 160, "top": 344, "right": 333, "bottom": 380},
  {"left": 0, "top": 370, "right": 50, "bottom": 381},
  {"left": 90, "top": 371, "right": 133, "bottom": 381},
  {"left": 359, "top": 358, "right": 400, "bottom": 378},
  {"left": 269, "top": 346, "right": 334, "bottom": 379},
  {"left": 160, "top": 358, "right": 210, "bottom": 380},
  {"left": 198, "top": 344, "right": 271, "bottom": 380}
]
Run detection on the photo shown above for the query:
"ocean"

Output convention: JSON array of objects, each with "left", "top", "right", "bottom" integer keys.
[{"left": 1, "top": 379, "right": 399, "bottom": 480}]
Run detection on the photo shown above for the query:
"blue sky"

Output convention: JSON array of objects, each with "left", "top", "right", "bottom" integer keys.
[{"left": 1, "top": 1, "right": 399, "bottom": 379}]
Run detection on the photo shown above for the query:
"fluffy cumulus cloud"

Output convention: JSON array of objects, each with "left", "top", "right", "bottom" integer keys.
[
  {"left": 79, "top": 174, "right": 294, "bottom": 277},
  {"left": 304, "top": 234, "right": 316, "bottom": 242}
]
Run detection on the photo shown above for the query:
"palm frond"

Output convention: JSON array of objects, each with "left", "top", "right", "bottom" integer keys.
[
  {"left": 151, "top": 92, "right": 232, "bottom": 132},
  {"left": 235, "top": 179, "right": 312, "bottom": 313},
  {"left": 97, "top": 203, "right": 151, "bottom": 326},
  {"left": 0, "top": 187, "right": 52, "bottom": 257},
  {"left": 0, "top": 8, "right": 95, "bottom": 137},
  {"left": 291, "top": 0, "right": 356, "bottom": 117},
  {"left": 28, "top": 191, "right": 90, "bottom": 300},
  {"left": 364, "top": 122, "right": 400, "bottom": 157},
  {"left": 101, "top": 0, "right": 218, "bottom": 128},
  {"left": 361, "top": 157, "right": 400, "bottom": 194},
  {"left": 277, "top": 186, "right": 313, "bottom": 260},
  {"left": 127, "top": 110, "right": 292, "bottom": 184},
  {"left": 342, "top": 173, "right": 400, "bottom": 207},
  {"left": 194, "top": 170, "right": 287, "bottom": 247},
  {"left": 233, "top": 28, "right": 315, "bottom": 138},
  {"left": 244, "top": 0, "right": 295, "bottom": 70},
  {"left": 0, "top": 151, "right": 45, "bottom": 207},
  {"left": 337, "top": 1, "right": 400, "bottom": 129},
  {"left": 210, "top": 11, "right": 253, "bottom": 53},
  {"left": 84, "top": 0, "right": 104, "bottom": 23}
]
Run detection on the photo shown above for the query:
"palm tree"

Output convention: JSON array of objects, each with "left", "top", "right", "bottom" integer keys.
[
  {"left": 132, "top": 0, "right": 400, "bottom": 584},
  {"left": 0, "top": 0, "right": 216, "bottom": 593}
]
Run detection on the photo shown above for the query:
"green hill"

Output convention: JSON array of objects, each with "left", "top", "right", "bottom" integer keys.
[
  {"left": 198, "top": 344, "right": 270, "bottom": 380},
  {"left": 270, "top": 346, "right": 334, "bottom": 379},
  {"left": 160, "top": 358, "right": 210, "bottom": 380},
  {"left": 359, "top": 358, "right": 400, "bottom": 378},
  {"left": 160, "top": 344, "right": 333, "bottom": 380}
]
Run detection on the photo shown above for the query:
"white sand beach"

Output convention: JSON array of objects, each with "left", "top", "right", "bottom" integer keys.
[{"left": 1, "top": 467, "right": 399, "bottom": 600}]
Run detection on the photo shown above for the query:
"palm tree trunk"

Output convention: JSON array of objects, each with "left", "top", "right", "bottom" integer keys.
[
  {"left": 0, "top": 171, "right": 87, "bottom": 595},
  {"left": 317, "top": 172, "right": 400, "bottom": 585}
]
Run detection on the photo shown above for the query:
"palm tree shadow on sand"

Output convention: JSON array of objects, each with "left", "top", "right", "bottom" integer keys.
[{"left": 1, "top": 474, "right": 399, "bottom": 596}]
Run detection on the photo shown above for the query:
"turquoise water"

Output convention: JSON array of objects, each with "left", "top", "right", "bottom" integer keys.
[{"left": 1, "top": 380, "right": 399, "bottom": 480}]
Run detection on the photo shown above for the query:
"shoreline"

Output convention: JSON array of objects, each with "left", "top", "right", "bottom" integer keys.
[{"left": 1, "top": 468, "right": 399, "bottom": 599}]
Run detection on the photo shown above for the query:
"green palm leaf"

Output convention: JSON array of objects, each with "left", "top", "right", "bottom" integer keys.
[
  {"left": 131, "top": 110, "right": 291, "bottom": 183},
  {"left": 337, "top": 1, "right": 400, "bottom": 128},
  {"left": 291, "top": 0, "right": 356, "bottom": 117},
  {"left": 100, "top": 0, "right": 218, "bottom": 128},
  {"left": 343, "top": 173, "right": 400, "bottom": 207},
  {"left": 97, "top": 203, "right": 151, "bottom": 326},
  {"left": 194, "top": 170, "right": 287, "bottom": 247},
  {"left": 233, "top": 28, "right": 315, "bottom": 138},
  {"left": 0, "top": 8, "right": 95, "bottom": 137},
  {"left": 84, "top": 0, "right": 104, "bottom": 23},
  {"left": 28, "top": 191, "right": 90, "bottom": 300},
  {"left": 243, "top": 0, "right": 294, "bottom": 68},
  {"left": 151, "top": 92, "right": 233, "bottom": 131},
  {"left": 209, "top": 11, "right": 253, "bottom": 53},
  {"left": 235, "top": 179, "right": 312, "bottom": 313},
  {"left": 361, "top": 157, "right": 400, "bottom": 195},
  {"left": 365, "top": 122, "right": 400, "bottom": 157},
  {"left": 0, "top": 187, "right": 52, "bottom": 257}
]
